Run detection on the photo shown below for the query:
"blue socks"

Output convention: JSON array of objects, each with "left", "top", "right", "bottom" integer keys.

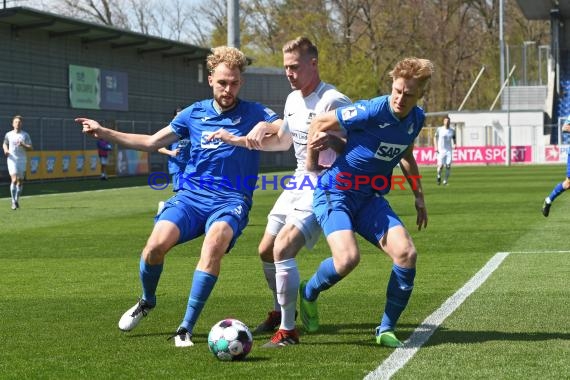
[
  {"left": 180, "top": 270, "right": 218, "bottom": 333},
  {"left": 139, "top": 258, "right": 163, "bottom": 307},
  {"left": 303, "top": 257, "right": 342, "bottom": 301},
  {"left": 379, "top": 264, "right": 416, "bottom": 333},
  {"left": 548, "top": 182, "right": 565, "bottom": 203}
]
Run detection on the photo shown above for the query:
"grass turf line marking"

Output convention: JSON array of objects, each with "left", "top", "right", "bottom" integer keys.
[
  {"left": 508, "top": 250, "right": 570, "bottom": 254},
  {"left": 13, "top": 185, "right": 149, "bottom": 199},
  {"left": 364, "top": 251, "right": 510, "bottom": 380}
]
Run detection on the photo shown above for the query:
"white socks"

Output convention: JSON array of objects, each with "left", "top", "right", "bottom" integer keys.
[{"left": 275, "top": 258, "right": 300, "bottom": 331}]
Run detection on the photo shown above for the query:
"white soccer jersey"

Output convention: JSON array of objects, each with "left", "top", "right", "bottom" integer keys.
[
  {"left": 282, "top": 81, "right": 351, "bottom": 176},
  {"left": 4, "top": 130, "right": 32, "bottom": 160},
  {"left": 435, "top": 126, "right": 455, "bottom": 152}
]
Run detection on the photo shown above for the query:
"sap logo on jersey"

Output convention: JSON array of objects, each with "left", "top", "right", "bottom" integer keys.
[
  {"left": 341, "top": 107, "right": 357, "bottom": 121},
  {"left": 374, "top": 142, "right": 408, "bottom": 161},
  {"left": 201, "top": 131, "right": 222, "bottom": 149}
]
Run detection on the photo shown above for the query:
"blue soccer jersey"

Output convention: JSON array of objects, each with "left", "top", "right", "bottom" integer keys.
[
  {"left": 166, "top": 139, "right": 191, "bottom": 175},
  {"left": 170, "top": 99, "right": 278, "bottom": 202},
  {"left": 318, "top": 95, "right": 425, "bottom": 198}
]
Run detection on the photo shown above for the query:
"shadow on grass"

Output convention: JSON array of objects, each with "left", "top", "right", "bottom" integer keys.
[
  {"left": 423, "top": 327, "right": 570, "bottom": 346},
  {"left": 247, "top": 322, "right": 570, "bottom": 348}
]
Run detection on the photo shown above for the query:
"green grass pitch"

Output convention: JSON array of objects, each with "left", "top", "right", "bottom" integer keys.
[{"left": 1, "top": 165, "right": 569, "bottom": 379}]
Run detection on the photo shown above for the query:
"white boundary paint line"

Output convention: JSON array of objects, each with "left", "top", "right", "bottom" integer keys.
[
  {"left": 508, "top": 250, "right": 570, "bottom": 254},
  {"left": 364, "top": 251, "right": 510, "bottom": 380},
  {"left": 3, "top": 185, "right": 150, "bottom": 200}
]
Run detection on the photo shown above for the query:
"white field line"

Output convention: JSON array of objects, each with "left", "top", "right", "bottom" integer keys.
[
  {"left": 9, "top": 185, "right": 149, "bottom": 199},
  {"left": 508, "top": 250, "right": 570, "bottom": 254},
  {"left": 364, "top": 251, "right": 510, "bottom": 380}
]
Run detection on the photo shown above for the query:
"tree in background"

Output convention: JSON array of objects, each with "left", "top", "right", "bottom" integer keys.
[{"left": 16, "top": 0, "right": 550, "bottom": 113}]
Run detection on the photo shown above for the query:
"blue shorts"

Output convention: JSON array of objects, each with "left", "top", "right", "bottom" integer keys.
[
  {"left": 155, "top": 190, "right": 250, "bottom": 252},
  {"left": 313, "top": 189, "right": 403, "bottom": 246},
  {"left": 171, "top": 172, "right": 182, "bottom": 192}
]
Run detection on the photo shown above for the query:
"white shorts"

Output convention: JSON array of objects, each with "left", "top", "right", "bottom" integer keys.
[
  {"left": 99, "top": 156, "right": 109, "bottom": 165},
  {"left": 7, "top": 156, "right": 26, "bottom": 177},
  {"left": 437, "top": 150, "right": 452, "bottom": 166},
  {"left": 265, "top": 188, "right": 321, "bottom": 250}
]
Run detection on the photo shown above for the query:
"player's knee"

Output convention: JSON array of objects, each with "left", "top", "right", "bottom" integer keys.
[
  {"left": 334, "top": 251, "right": 360, "bottom": 275},
  {"left": 272, "top": 242, "right": 295, "bottom": 262},
  {"left": 394, "top": 246, "right": 417, "bottom": 267},
  {"left": 142, "top": 244, "right": 168, "bottom": 265},
  {"left": 258, "top": 244, "right": 273, "bottom": 262}
]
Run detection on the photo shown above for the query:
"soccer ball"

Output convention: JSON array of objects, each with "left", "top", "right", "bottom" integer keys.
[{"left": 207, "top": 318, "right": 253, "bottom": 361}]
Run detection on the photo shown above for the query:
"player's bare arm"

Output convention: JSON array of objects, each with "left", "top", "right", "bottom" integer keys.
[
  {"left": 158, "top": 147, "right": 179, "bottom": 157},
  {"left": 245, "top": 120, "right": 282, "bottom": 150},
  {"left": 258, "top": 124, "right": 293, "bottom": 152},
  {"left": 315, "top": 130, "right": 346, "bottom": 154},
  {"left": 19, "top": 140, "right": 33, "bottom": 150},
  {"left": 399, "top": 144, "right": 428, "bottom": 230},
  {"left": 208, "top": 120, "right": 283, "bottom": 150},
  {"left": 75, "top": 118, "right": 178, "bottom": 151}
]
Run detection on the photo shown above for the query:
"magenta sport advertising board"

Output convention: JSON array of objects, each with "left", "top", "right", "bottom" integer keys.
[{"left": 413, "top": 146, "right": 533, "bottom": 165}]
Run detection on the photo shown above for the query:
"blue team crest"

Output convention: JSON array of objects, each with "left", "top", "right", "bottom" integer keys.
[{"left": 341, "top": 107, "right": 357, "bottom": 121}]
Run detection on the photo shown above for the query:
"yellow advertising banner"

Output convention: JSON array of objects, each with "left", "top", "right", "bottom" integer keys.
[{"left": 27, "top": 150, "right": 101, "bottom": 180}]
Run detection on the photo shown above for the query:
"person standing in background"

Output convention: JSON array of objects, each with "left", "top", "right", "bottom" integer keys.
[
  {"left": 542, "top": 116, "right": 570, "bottom": 216},
  {"left": 434, "top": 115, "right": 455, "bottom": 186},
  {"left": 97, "top": 138, "right": 112, "bottom": 180},
  {"left": 156, "top": 105, "right": 191, "bottom": 214},
  {"left": 3, "top": 115, "right": 33, "bottom": 210}
]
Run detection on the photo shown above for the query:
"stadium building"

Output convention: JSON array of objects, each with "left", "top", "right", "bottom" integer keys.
[
  {"left": 0, "top": 6, "right": 292, "bottom": 182},
  {"left": 416, "top": 1, "right": 570, "bottom": 166}
]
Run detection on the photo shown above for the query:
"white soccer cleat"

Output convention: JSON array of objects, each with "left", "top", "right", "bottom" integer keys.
[
  {"left": 118, "top": 299, "right": 153, "bottom": 332},
  {"left": 170, "top": 327, "right": 194, "bottom": 347}
]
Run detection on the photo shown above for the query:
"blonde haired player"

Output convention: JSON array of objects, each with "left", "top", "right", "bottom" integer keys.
[
  {"left": 76, "top": 46, "right": 281, "bottom": 347},
  {"left": 208, "top": 37, "right": 351, "bottom": 347},
  {"left": 301, "top": 57, "right": 433, "bottom": 347}
]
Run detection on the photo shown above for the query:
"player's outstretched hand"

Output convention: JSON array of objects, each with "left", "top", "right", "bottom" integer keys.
[
  {"left": 75, "top": 118, "right": 103, "bottom": 139},
  {"left": 245, "top": 122, "right": 274, "bottom": 150},
  {"left": 308, "top": 131, "right": 331, "bottom": 151},
  {"left": 415, "top": 197, "right": 428, "bottom": 231}
]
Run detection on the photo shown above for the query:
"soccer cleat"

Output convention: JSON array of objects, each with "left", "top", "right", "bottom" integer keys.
[
  {"left": 157, "top": 201, "right": 165, "bottom": 216},
  {"left": 375, "top": 327, "right": 403, "bottom": 348},
  {"left": 168, "top": 327, "right": 194, "bottom": 347},
  {"left": 253, "top": 310, "right": 281, "bottom": 333},
  {"left": 299, "top": 280, "right": 319, "bottom": 332},
  {"left": 443, "top": 180, "right": 448, "bottom": 186},
  {"left": 253, "top": 310, "right": 298, "bottom": 334},
  {"left": 261, "top": 328, "right": 300, "bottom": 348},
  {"left": 118, "top": 299, "right": 154, "bottom": 332},
  {"left": 11, "top": 201, "right": 17, "bottom": 210},
  {"left": 542, "top": 200, "right": 551, "bottom": 217},
  {"left": 15, "top": 201, "right": 19, "bottom": 209},
  {"left": 436, "top": 176, "right": 441, "bottom": 185}
]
